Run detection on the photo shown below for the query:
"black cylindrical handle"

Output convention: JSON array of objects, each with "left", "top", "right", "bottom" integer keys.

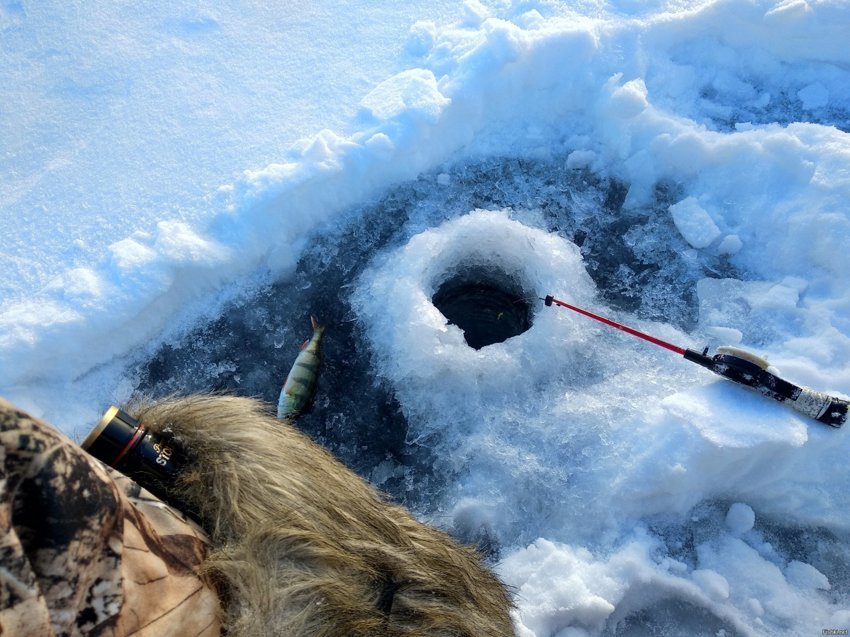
[{"left": 82, "top": 406, "right": 184, "bottom": 498}]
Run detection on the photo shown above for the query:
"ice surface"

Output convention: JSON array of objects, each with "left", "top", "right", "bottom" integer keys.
[{"left": 3, "top": 0, "right": 850, "bottom": 635}]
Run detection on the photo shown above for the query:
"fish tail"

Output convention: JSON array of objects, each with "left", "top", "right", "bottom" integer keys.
[{"left": 310, "top": 315, "right": 325, "bottom": 336}]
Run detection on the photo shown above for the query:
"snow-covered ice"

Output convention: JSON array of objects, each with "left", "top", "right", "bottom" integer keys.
[{"left": 3, "top": 0, "right": 850, "bottom": 635}]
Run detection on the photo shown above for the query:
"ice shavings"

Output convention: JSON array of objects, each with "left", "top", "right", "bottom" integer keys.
[
  {"left": 696, "top": 277, "right": 807, "bottom": 346},
  {"left": 153, "top": 220, "right": 231, "bottom": 265},
  {"left": 693, "top": 532, "right": 833, "bottom": 634},
  {"left": 555, "top": 503, "right": 847, "bottom": 636},
  {"left": 352, "top": 210, "right": 597, "bottom": 422},
  {"left": 706, "top": 325, "right": 744, "bottom": 344},
  {"left": 717, "top": 234, "right": 743, "bottom": 255},
  {"left": 406, "top": 21, "right": 437, "bottom": 57},
  {"left": 605, "top": 77, "right": 649, "bottom": 120},
  {"left": 499, "top": 539, "right": 618, "bottom": 637},
  {"left": 566, "top": 149, "right": 596, "bottom": 169}
]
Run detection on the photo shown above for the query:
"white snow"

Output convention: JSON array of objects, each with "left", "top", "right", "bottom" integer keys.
[
  {"left": 785, "top": 560, "right": 831, "bottom": 591},
  {"left": 725, "top": 502, "right": 756, "bottom": 534},
  {"left": 3, "top": 0, "right": 850, "bottom": 635},
  {"left": 693, "top": 569, "right": 731, "bottom": 601}
]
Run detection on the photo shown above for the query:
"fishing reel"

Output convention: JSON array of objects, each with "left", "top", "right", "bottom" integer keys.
[{"left": 685, "top": 345, "right": 847, "bottom": 427}]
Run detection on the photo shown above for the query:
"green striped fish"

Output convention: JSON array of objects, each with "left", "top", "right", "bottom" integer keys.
[{"left": 277, "top": 316, "right": 325, "bottom": 419}]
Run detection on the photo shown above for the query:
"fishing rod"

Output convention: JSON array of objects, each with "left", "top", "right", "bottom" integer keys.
[{"left": 543, "top": 294, "right": 848, "bottom": 427}]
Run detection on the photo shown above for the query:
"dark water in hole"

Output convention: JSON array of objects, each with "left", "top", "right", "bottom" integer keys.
[{"left": 432, "top": 279, "right": 531, "bottom": 349}]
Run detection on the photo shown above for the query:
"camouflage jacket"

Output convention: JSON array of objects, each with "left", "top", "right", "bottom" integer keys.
[{"left": 0, "top": 398, "right": 220, "bottom": 636}]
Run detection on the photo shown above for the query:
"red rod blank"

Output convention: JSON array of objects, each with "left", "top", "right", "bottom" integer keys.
[{"left": 545, "top": 295, "right": 687, "bottom": 356}]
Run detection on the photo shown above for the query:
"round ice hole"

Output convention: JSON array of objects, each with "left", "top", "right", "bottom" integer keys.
[{"left": 432, "top": 269, "right": 532, "bottom": 349}]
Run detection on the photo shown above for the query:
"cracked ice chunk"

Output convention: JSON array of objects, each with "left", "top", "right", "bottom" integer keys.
[{"left": 669, "top": 197, "right": 721, "bottom": 249}]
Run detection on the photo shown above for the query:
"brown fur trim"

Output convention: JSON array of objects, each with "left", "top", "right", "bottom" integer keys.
[{"left": 130, "top": 394, "right": 515, "bottom": 636}]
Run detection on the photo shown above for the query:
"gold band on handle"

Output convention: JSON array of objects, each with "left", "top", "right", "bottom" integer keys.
[{"left": 81, "top": 405, "right": 120, "bottom": 450}]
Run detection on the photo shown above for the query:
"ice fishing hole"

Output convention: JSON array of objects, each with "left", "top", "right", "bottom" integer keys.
[{"left": 431, "top": 267, "right": 532, "bottom": 349}]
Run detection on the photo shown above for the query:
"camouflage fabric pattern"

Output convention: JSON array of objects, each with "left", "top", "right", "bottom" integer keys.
[{"left": 0, "top": 398, "right": 220, "bottom": 636}]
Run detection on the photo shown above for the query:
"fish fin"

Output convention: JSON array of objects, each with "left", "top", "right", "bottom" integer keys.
[{"left": 299, "top": 339, "right": 309, "bottom": 351}]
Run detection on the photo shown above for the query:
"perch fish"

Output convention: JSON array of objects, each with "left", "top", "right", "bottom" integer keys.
[{"left": 277, "top": 316, "right": 325, "bottom": 419}]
